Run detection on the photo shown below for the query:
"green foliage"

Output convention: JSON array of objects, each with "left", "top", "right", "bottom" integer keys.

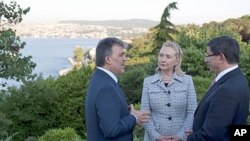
[
  {"left": 133, "top": 104, "right": 145, "bottom": 140},
  {"left": 126, "top": 35, "right": 154, "bottom": 67},
  {"left": 0, "top": 77, "right": 60, "bottom": 140},
  {"left": 174, "top": 22, "right": 244, "bottom": 77},
  {"left": 133, "top": 126, "right": 144, "bottom": 141},
  {"left": 175, "top": 25, "right": 208, "bottom": 50},
  {"left": 192, "top": 76, "right": 212, "bottom": 102},
  {"left": 175, "top": 22, "right": 238, "bottom": 51},
  {"left": 239, "top": 43, "right": 250, "bottom": 87},
  {"left": 150, "top": 2, "right": 178, "bottom": 54},
  {"left": 0, "top": 67, "right": 94, "bottom": 140},
  {"left": 0, "top": 132, "right": 19, "bottom": 141},
  {"left": 73, "top": 47, "right": 84, "bottom": 63},
  {"left": 120, "top": 59, "right": 157, "bottom": 104},
  {"left": 0, "top": 0, "right": 36, "bottom": 86},
  {"left": 38, "top": 127, "right": 84, "bottom": 141},
  {"left": 119, "top": 66, "right": 147, "bottom": 104},
  {"left": 127, "top": 35, "right": 152, "bottom": 58},
  {"left": 126, "top": 2, "right": 178, "bottom": 58},
  {"left": 54, "top": 66, "right": 93, "bottom": 138},
  {"left": 223, "top": 15, "right": 250, "bottom": 35},
  {"left": 0, "top": 1, "right": 30, "bottom": 24},
  {"left": 248, "top": 113, "right": 250, "bottom": 125},
  {"left": 70, "top": 46, "right": 84, "bottom": 69},
  {"left": 182, "top": 46, "right": 210, "bottom": 77},
  {"left": 0, "top": 112, "right": 12, "bottom": 139}
]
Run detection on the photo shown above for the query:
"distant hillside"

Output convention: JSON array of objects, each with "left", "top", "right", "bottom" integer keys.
[{"left": 60, "top": 19, "right": 159, "bottom": 28}]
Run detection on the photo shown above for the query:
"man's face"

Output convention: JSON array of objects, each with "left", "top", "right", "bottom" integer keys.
[
  {"left": 204, "top": 47, "right": 221, "bottom": 73},
  {"left": 107, "top": 45, "right": 127, "bottom": 75}
]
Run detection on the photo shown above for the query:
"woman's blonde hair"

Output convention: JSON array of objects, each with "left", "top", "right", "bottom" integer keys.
[{"left": 156, "top": 41, "right": 185, "bottom": 76}]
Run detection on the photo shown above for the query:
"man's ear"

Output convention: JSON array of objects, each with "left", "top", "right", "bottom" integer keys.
[
  {"left": 219, "top": 53, "right": 227, "bottom": 63},
  {"left": 105, "top": 56, "right": 111, "bottom": 64}
]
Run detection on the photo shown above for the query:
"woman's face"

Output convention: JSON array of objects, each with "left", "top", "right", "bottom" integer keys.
[{"left": 158, "top": 46, "right": 178, "bottom": 72}]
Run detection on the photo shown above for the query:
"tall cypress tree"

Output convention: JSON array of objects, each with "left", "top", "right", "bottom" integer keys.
[{"left": 150, "top": 1, "right": 178, "bottom": 54}]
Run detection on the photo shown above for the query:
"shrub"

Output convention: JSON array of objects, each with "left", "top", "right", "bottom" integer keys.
[
  {"left": 54, "top": 66, "right": 93, "bottom": 138},
  {"left": 38, "top": 127, "right": 83, "bottom": 141},
  {"left": 133, "top": 103, "right": 145, "bottom": 140},
  {"left": 0, "top": 112, "right": 12, "bottom": 139},
  {"left": 0, "top": 132, "right": 19, "bottom": 141},
  {"left": 133, "top": 126, "right": 144, "bottom": 141},
  {"left": 0, "top": 77, "right": 60, "bottom": 140},
  {"left": 239, "top": 43, "right": 250, "bottom": 87},
  {"left": 119, "top": 65, "right": 149, "bottom": 104},
  {"left": 182, "top": 47, "right": 211, "bottom": 77},
  {"left": 192, "top": 76, "right": 211, "bottom": 102}
]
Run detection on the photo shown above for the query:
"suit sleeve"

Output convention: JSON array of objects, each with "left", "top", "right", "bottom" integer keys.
[
  {"left": 95, "top": 84, "right": 136, "bottom": 138},
  {"left": 140, "top": 78, "right": 161, "bottom": 140}
]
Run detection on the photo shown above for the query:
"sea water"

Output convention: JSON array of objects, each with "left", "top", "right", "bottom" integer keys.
[{"left": 1, "top": 37, "right": 100, "bottom": 88}]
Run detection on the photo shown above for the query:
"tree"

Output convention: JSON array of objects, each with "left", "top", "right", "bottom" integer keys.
[
  {"left": 72, "top": 46, "right": 83, "bottom": 69},
  {"left": 0, "top": 112, "right": 12, "bottom": 139},
  {"left": 0, "top": 1, "right": 36, "bottom": 87},
  {"left": 150, "top": 1, "right": 178, "bottom": 54},
  {"left": 0, "top": 77, "right": 60, "bottom": 140},
  {"left": 223, "top": 15, "right": 250, "bottom": 44}
]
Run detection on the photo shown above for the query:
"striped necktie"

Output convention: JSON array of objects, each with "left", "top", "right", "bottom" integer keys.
[{"left": 208, "top": 78, "right": 216, "bottom": 91}]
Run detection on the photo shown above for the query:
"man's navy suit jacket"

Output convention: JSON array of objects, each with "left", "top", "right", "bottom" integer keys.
[
  {"left": 187, "top": 68, "right": 249, "bottom": 141},
  {"left": 85, "top": 69, "right": 136, "bottom": 141}
]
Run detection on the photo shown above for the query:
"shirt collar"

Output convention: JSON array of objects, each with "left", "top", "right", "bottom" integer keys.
[
  {"left": 215, "top": 65, "right": 238, "bottom": 82},
  {"left": 97, "top": 67, "right": 118, "bottom": 83}
]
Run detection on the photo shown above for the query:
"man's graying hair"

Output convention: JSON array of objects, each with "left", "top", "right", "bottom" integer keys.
[
  {"left": 95, "top": 37, "right": 126, "bottom": 67},
  {"left": 207, "top": 36, "right": 240, "bottom": 64}
]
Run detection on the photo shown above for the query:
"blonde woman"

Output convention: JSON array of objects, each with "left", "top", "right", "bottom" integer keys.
[{"left": 141, "top": 41, "right": 197, "bottom": 141}]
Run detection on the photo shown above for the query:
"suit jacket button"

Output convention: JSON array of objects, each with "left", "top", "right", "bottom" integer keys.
[
  {"left": 168, "top": 116, "right": 172, "bottom": 120},
  {"left": 166, "top": 103, "right": 171, "bottom": 107}
]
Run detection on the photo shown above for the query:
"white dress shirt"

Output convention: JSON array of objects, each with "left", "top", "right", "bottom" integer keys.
[
  {"left": 97, "top": 67, "right": 118, "bottom": 83},
  {"left": 215, "top": 65, "right": 238, "bottom": 82}
]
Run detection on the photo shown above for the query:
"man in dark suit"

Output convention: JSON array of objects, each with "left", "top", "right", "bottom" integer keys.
[
  {"left": 186, "top": 36, "right": 249, "bottom": 141},
  {"left": 85, "top": 37, "right": 150, "bottom": 141}
]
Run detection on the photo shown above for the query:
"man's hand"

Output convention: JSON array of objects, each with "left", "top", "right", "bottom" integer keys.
[
  {"left": 129, "top": 104, "right": 151, "bottom": 125},
  {"left": 185, "top": 130, "right": 192, "bottom": 138}
]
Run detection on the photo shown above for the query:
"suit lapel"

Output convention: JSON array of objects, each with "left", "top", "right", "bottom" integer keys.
[
  {"left": 95, "top": 69, "right": 128, "bottom": 105},
  {"left": 115, "top": 83, "right": 128, "bottom": 104},
  {"left": 194, "top": 82, "right": 219, "bottom": 115},
  {"left": 195, "top": 68, "right": 241, "bottom": 115}
]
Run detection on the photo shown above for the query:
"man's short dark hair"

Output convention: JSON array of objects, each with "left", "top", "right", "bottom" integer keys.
[
  {"left": 207, "top": 36, "right": 240, "bottom": 64},
  {"left": 95, "top": 37, "right": 125, "bottom": 67}
]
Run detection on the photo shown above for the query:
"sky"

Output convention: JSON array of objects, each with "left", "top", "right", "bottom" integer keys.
[{"left": 5, "top": 0, "right": 250, "bottom": 24}]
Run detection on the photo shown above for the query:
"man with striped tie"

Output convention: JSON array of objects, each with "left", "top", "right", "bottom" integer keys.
[{"left": 186, "top": 36, "right": 249, "bottom": 141}]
